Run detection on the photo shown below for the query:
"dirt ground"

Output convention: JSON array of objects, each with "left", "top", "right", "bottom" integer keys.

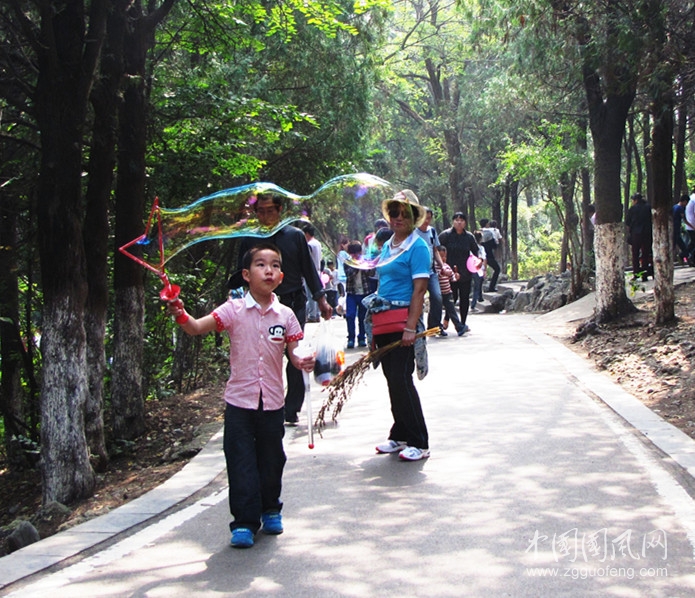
[
  {"left": 1, "top": 281, "right": 694, "bottom": 555},
  {"left": 0, "top": 385, "right": 224, "bottom": 556},
  {"left": 564, "top": 280, "right": 695, "bottom": 438}
]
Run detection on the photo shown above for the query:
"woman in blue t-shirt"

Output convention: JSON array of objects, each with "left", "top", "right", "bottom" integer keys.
[{"left": 373, "top": 190, "right": 432, "bottom": 462}]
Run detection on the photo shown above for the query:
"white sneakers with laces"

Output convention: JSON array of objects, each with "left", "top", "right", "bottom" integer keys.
[
  {"left": 375, "top": 440, "right": 430, "bottom": 461},
  {"left": 375, "top": 440, "right": 407, "bottom": 454},
  {"left": 398, "top": 446, "right": 430, "bottom": 461}
]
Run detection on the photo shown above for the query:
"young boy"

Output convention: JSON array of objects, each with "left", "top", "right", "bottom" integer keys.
[
  {"left": 436, "top": 245, "right": 466, "bottom": 337},
  {"left": 168, "top": 243, "right": 315, "bottom": 549}
]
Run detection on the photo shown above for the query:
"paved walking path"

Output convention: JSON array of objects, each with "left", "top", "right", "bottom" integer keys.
[{"left": 3, "top": 271, "right": 695, "bottom": 596}]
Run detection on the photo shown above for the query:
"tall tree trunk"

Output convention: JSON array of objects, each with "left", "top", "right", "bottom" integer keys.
[
  {"left": 580, "top": 25, "right": 637, "bottom": 322},
  {"left": 510, "top": 179, "right": 519, "bottom": 280},
  {"left": 112, "top": 8, "right": 148, "bottom": 440},
  {"left": 649, "top": 83, "right": 675, "bottom": 324},
  {"left": 83, "top": 1, "right": 128, "bottom": 467},
  {"left": 673, "top": 78, "right": 688, "bottom": 201},
  {"left": 111, "top": 0, "right": 175, "bottom": 439},
  {"left": 623, "top": 114, "right": 634, "bottom": 220},
  {"left": 35, "top": 0, "right": 108, "bottom": 503},
  {"left": 0, "top": 196, "right": 27, "bottom": 466},
  {"left": 579, "top": 118, "right": 593, "bottom": 274}
]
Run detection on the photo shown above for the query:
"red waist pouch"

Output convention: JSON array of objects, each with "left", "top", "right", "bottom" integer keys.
[{"left": 372, "top": 307, "right": 409, "bottom": 335}]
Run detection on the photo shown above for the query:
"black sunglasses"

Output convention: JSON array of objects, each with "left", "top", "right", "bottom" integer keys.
[{"left": 387, "top": 205, "right": 413, "bottom": 219}]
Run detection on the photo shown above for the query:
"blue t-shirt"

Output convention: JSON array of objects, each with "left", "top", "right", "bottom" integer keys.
[{"left": 377, "top": 236, "right": 431, "bottom": 303}]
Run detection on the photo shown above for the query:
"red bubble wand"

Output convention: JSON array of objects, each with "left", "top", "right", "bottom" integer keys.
[{"left": 118, "top": 197, "right": 181, "bottom": 305}]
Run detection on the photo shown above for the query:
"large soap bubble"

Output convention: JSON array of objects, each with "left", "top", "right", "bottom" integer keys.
[{"left": 120, "top": 173, "right": 396, "bottom": 275}]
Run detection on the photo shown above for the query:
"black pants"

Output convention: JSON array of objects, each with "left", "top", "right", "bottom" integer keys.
[
  {"left": 450, "top": 276, "right": 472, "bottom": 327},
  {"left": 630, "top": 232, "right": 652, "bottom": 278},
  {"left": 279, "top": 289, "right": 306, "bottom": 422},
  {"left": 375, "top": 331, "right": 428, "bottom": 450},
  {"left": 224, "top": 402, "right": 286, "bottom": 533},
  {"left": 484, "top": 241, "right": 501, "bottom": 291}
]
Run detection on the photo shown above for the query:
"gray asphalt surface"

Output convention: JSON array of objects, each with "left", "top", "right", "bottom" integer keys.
[{"left": 3, "top": 274, "right": 695, "bottom": 597}]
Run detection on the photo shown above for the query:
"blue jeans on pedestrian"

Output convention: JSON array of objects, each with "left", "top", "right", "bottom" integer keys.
[
  {"left": 346, "top": 293, "right": 367, "bottom": 345},
  {"left": 375, "top": 331, "right": 429, "bottom": 450},
  {"left": 224, "top": 401, "right": 286, "bottom": 534},
  {"left": 427, "top": 272, "right": 442, "bottom": 331}
]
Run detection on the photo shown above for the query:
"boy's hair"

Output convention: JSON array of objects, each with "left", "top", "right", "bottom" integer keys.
[
  {"left": 242, "top": 243, "right": 282, "bottom": 270},
  {"left": 374, "top": 218, "right": 389, "bottom": 231},
  {"left": 303, "top": 223, "right": 316, "bottom": 236},
  {"left": 479, "top": 218, "right": 489, "bottom": 227},
  {"left": 436, "top": 245, "right": 447, "bottom": 253},
  {"left": 347, "top": 240, "right": 362, "bottom": 255},
  {"left": 474, "top": 231, "right": 483, "bottom": 242},
  {"left": 327, "top": 260, "right": 335, "bottom": 266},
  {"left": 453, "top": 212, "right": 467, "bottom": 221},
  {"left": 375, "top": 228, "right": 394, "bottom": 244},
  {"left": 489, "top": 220, "right": 499, "bottom": 228}
]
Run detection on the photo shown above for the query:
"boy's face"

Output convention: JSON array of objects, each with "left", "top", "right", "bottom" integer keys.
[
  {"left": 438, "top": 249, "right": 447, "bottom": 261},
  {"left": 242, "top": 249, "right": 284, "bottom": 292}
]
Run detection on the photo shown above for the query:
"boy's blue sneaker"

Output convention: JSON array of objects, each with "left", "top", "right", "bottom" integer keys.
[
  {"left": 230, "top": 527, "right": 254, "bottom": 548},
  {"left": 261, "top": 511, "right": 284, "bottom": 535}
]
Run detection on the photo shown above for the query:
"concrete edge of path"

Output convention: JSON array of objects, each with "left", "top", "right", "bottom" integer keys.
[
  {"left": 526, "top": 328, "right": 695, "bottom": 481},
  {"left": 0, "top": 428, "right": 226, "bottom": 590}
]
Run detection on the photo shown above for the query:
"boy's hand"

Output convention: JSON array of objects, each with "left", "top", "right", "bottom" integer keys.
[
  {"left": 296, "top": 354, "right": 316, "bottom": 373},
  {"left": 167, "top": 299, "right": 185, "bottom": 318},
  {"left": 453, "top": 265, "right": 460, "bottom": 281}
]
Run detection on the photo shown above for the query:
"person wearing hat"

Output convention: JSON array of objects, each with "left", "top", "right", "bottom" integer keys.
[
  {"left": 372, "top": 189, "right": 432, "bottom": 461},
  {"left": 438, "top": 212, "right": 479, "bottom": 334}
]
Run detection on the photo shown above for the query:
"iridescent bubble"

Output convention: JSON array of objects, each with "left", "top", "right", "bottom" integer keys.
[{"left": 122, "top": 173, "right": 396, "bottom": 274}]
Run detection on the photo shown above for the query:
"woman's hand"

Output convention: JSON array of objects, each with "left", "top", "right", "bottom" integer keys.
[{"left": 401, "top": 328, "right": 417, "bottom": 346}]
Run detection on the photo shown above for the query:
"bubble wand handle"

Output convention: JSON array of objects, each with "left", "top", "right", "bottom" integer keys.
[{"left": 293, "top": 345, "right": 315, "bottom": 449}]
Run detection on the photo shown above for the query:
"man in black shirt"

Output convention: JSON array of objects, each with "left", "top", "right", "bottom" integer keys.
[
  {"left": 438, "top": 212, "right": 479, "bottom": 333},
  {"left": 625, "top": 192, "right": 653, "bottom": 281},
  {"left": 238, "top": 195, "right": 332, "bottom": 425}
]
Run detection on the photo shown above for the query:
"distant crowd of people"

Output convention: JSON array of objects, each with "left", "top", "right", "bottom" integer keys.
[
  {"left": 329, "top": 206, "right": 504, "bottom": 343},
  {"left": 624, "top": 188, "right": 695, "bottom": 282}
]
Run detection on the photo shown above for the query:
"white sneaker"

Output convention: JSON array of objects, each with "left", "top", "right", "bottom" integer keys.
[
  {"left": 375, "top": 440, "right": 407, "bottom": 454},
  {"left": 398, "top": 446, "right": 430, "bottom": 461}
]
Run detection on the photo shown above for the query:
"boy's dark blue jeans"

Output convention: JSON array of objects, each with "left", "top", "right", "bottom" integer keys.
[{"left": 224, "top": 401, "right": 286, "bottom": 534}]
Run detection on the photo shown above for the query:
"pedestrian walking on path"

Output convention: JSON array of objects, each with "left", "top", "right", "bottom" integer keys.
[
  {"left": 169, "top": 243, "right": 315, "bottom": 548},
  {"left": 369, "top": 189, "right": 431, "bottom": 461}
]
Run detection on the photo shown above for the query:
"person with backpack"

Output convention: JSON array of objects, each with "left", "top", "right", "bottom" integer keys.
[{"left": 479, "top": 218, "right": 503, "bottom": 292}]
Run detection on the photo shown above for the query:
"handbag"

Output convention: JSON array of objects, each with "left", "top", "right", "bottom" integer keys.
[{"left": 372, "top": 307, "right": 409, "bottom": 335}]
